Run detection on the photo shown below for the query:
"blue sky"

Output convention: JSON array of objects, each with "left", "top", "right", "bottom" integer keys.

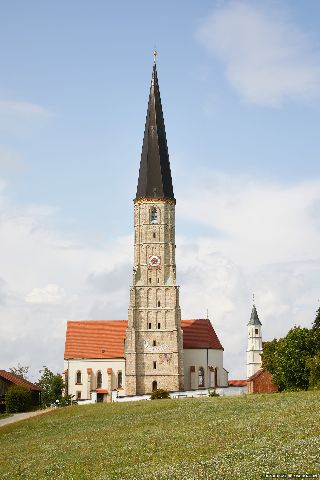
[{"left": 1, "top": 0, "right": 320, "bottom": 379}]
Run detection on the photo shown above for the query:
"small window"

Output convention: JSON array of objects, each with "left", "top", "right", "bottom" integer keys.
[
  {"left": 153, "top": 232, "right": 156, "bottom": 238},
  {"left": 153, "top": 361, "right": 157, "bottom": 369},
  {"left": 148, "top": 322, "right": 152, "bottom": 330},
  {"left": 151, "top": 207, "right": 158, "bottom": 224},
  {"left": 97, "top": 371, "right": 102, "bottom": 389},
  {"left": 198, "top": 367, "right": 205, "bottom": 387},
  {"left": 153, "top": 340, "right": 156, "bottom": 346},
  {"left": 117, "top": 371, "right": 123, "bottom": 388},
  {"left": 158, "top": 322, "right": 161, "bottom": 329},
  {"left": 149, "top": 278, "right": 152, "bottom": 284},
  {"left": 76, "top": 370, "right": 82, "bottom": 384},
  {"left": 158, "top": 301, "right": 161, "bottom": 307},
  {"left": 152, "top": 380, "right": 157, "bottom": 391},
  {"left": 76, "top": 391, "right": 81, "bottom": 400},
  {"left": 255, "top": 328, "right": 259, "bottom": 334},
  {"left": 157, "top": 278, "right": 159, "bottom": 283}
]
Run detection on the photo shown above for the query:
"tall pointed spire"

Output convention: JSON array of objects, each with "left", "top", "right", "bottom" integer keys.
[
  {"left": 247, "top": 303, "right": 262, "bottom": 326},
  {"left": 136, "top": 54, "right": 174, "bottom": 200}
]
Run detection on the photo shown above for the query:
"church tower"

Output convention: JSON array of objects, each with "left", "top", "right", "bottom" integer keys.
[
  {"left": 246, "top": 301, "right": 263, "bottom": 378},
  {"left": 125, "top": 54, "right": 184, "bottom": 395}
]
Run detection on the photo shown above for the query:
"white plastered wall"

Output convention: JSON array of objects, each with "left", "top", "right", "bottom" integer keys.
[
  {"left": 64, "top": 348, "right": 228, "bottom": 398},
  {"left": 183, "top": 348, "right": 228, "bottom": 390},
  {"left": 64, "top": 358, "right": 125, "bottom": 401}
]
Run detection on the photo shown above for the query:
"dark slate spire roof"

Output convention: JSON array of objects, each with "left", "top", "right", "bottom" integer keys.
[
  {"left": 247, "top": 304, "right": 262, "bottom": 326},
  {"left": 136, "top": 60, "right": 174, "bottom": 200}
]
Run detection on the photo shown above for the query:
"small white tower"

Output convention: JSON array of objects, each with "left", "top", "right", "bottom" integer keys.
[{"left": 246, "top": 300, "right": 263, "bottom": 378}]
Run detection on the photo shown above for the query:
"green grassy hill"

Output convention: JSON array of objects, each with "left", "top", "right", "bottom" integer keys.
[{"left": 1, "top": 391, "right": 320, "bottom": 480}]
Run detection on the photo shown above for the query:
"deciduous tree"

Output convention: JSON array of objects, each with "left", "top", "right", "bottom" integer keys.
[
  {"left": 36, "top": 367, "right": 64, "bottom": 406},
  {"left": 9, "top": 364, "right": 30, "bottom": 380}
]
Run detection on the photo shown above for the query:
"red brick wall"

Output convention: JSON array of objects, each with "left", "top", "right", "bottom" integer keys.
[{"left": 248, "top": 370, "right": 278, "bottom": 394}]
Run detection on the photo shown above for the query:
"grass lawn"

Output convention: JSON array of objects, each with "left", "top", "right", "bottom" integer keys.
[{"left": 1, "top": 390, "right": 320, "bottom": 479}]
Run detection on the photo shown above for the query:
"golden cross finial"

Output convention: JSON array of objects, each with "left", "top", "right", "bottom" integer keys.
[{"left": 153, "top": 48, "right": 157, "bottom": 64}]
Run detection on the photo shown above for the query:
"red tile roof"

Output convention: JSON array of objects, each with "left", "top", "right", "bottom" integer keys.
[
  {"left": 0, "top": 370, "right": 42, "bottom": 391},
  {"left": 96, "top": 389, "right": 108, "bottom": 394},
  {"left": 181, "top": 319, "right": 223, "bottom": 350},
  {"left": 228, "top": 379, "right": 247, "bottom": 387},
  {"left": 64, "top": 320, "right": 128, "bottom": 359},
  {"left": 64, "top": 319, "right": 223, "bottom": 359},
  {"left": 247, "top": 369, "right": 264, "bottom": 381}
]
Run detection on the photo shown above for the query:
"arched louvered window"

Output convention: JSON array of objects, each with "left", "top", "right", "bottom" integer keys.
[
  {"left": 76, "top": 370, "right": 82, "bottom": 384},
  {"left": 97, "top": 371, "right": 102, "bottom": 388},
  {"left": 150, "top": 207, "right": 158, "bottom": 224},
  {"left": 198, "top": 367, "right": 205, "bottom": 387}
]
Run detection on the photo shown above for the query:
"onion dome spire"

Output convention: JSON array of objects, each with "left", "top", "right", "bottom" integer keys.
[{"left": 136, "top": 51, "right": 174, "bottom": 200}]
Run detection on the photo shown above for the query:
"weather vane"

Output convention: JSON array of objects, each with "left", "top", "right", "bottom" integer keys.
[{"left": 253, "top": 293, "right": 255, "bottom": 304}]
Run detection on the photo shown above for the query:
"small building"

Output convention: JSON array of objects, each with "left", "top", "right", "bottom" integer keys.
[
  {"left": 247, "top": 369, "right": 278, "bottom": 394},
  {"left": 0, "top": 370, "right": 42, "bottom": 412},
  {"left": 64, "top": 319, "right": 228, "bottom": 402},
  {"left": 227, "top": 379, "right": 247, "bottom": 395}
]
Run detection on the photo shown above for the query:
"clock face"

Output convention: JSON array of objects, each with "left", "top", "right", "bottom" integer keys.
[{"left": 148, "top": 255, "right": 161, "bottom": 267}]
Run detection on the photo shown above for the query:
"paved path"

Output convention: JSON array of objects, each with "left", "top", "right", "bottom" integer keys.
[{"left": 0, "top": 408, "right": 53, "bottom": 428}]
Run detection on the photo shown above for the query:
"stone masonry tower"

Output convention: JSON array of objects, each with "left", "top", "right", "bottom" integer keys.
[
  {"left": 125, "top": 55, "right": 184, "bottom": 395},
  {"left": 246, "top": 302, "right": 263, "bottom": 378}
]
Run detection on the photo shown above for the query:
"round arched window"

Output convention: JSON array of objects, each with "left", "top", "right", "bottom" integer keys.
[
  {"left": 198, "top": 367, "right": 205, "bottom": 387},
  {"left": 97, "top": 371, "right": 102, "bottom": 388}
]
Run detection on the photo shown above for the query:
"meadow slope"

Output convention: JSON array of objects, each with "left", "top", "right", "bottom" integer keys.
[{"left": 1, "top": 391, "right": 320, "bottom": 480}]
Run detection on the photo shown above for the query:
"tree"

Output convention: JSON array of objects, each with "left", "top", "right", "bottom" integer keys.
[
  {"left": 312, "top": 307, "right": 320, "bottom": 330},
  {"left": 5, "top": 385, "right": 32, "bottom": 413},
  {"left": 306, "top": 354, "right": 320, "bottom": 388},
  {"left": 36, "top": 367, "right": 64, "bottom": 406},
  {"left": 9, "top": 364, "right": 30, "bottom": 380},
  {"left": 271, "top": 327, "right": 315, "bottom": 391},
  {"left": 312, "top": 307, "right": 320, "bottom": 354},
  {"left": 261, "top": 308, "right": 320, "bottom": 391},
  {"left": 261, "top": 338, "right": 278, "bottom": 373}
]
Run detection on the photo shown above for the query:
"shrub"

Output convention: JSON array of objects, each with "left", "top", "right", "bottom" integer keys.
[
  {"left": 150, "top": 389, "right": 170, "bottom": 400},
  {"left": 5, "top": 386, "right": 32, "bottom": 413},
  {"left": 208, "top": 389, "right": 220, "bottom": 397}
]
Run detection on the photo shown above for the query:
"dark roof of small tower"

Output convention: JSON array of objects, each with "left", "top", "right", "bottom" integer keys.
[
  {"left": 135, "top": 61, "right": 174, "bottom": 200},
  {"left": 247, "top": 304, "right": 262, "bottom": 326}
]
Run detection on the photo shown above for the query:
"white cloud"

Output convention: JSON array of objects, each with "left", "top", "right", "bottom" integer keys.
[
  {"left": 1, "top": 170, "right": 320, "bottom": 380},
  {"left": 0, "top": 182, "right": 131, "bottom": 379},
  {"left": 175, "top": 170, "right": 320, "bottom": 376},
  {"left": 0, "top": 100, "right": 52, "bottom": 136},
  {"left": 25, "top": 284, "right": 66, "bottom": 305},
  {"left": 197, "top": 1, "right": 320, "bottom": 106},
  {"left": 0, "top": 150, "right": 23, "bottom": 171},
  {"left": 178, "top": 171, "right": 320, "bottom": 267},
  {"left": 0, "top": 100, "right": 50, "bottom": 118}
]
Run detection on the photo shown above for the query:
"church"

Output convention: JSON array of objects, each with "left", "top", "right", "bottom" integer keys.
[{"left": 64, "top": 55, "right": 228, "bottom": 402}]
